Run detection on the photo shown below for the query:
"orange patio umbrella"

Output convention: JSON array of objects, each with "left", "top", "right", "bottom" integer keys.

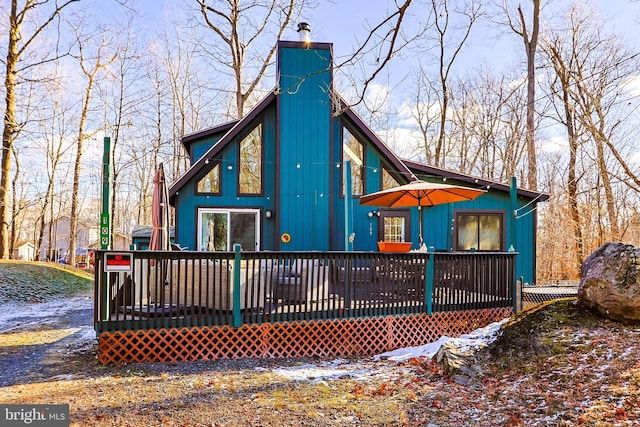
[{"left": 359, "top": 180, "right": 486, "bottom": 245}]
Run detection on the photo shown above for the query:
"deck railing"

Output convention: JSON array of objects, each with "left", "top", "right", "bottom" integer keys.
[{"left": 94, "top": 247, "right": 516, "bottom": 332}]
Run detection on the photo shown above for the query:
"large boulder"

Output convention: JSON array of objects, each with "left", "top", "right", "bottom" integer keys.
[{"left": 578, "top": 242, "right": 640, "bottom": 323}]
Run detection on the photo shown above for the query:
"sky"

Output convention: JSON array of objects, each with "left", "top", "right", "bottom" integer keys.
[{"left": 138, "top": 0, "right": 640, "bottom": 82}]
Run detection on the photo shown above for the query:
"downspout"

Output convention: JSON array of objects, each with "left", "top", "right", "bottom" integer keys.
[{"left": 510, "top": 176, "right": 519, "bottom": 312}]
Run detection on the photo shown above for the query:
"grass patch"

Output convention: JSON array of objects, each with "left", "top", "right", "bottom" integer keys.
[{"left": 0, "top": 261, "right": 93, "bottom": 304}]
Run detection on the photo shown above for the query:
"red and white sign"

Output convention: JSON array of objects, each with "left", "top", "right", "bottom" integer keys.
[{"left": 105, "top": 252, "right": 133, "bottom": 272}]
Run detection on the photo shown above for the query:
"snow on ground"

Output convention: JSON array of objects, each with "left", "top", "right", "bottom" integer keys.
[
  {"left": 0, "top": 294, "right": 510, "bottom": 381},
  {"left": 266, "top": 317, "right": 511, "bottom": 382},
  {"left": 0, "top": 294, "right": 94, "bottom": 342}
]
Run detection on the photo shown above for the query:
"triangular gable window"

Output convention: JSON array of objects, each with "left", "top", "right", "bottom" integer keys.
[
  {"left": 196, "top": 163, "right": 221, "bottom": 194},
  {"left": 382, "top": 167, "right": 400, "bottom": 190}
]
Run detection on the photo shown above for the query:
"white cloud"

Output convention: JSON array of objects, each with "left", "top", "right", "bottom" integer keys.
[{"left": 539, "top": 134, "right": 569, "bottom": 154}]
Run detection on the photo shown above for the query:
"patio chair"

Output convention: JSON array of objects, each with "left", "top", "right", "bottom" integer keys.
[{"left": 273, "top": 259, "right": 329, "bottom": 303}]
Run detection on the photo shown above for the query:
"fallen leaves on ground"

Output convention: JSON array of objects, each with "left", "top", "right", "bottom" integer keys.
[{"left": 1, "top": 300, "right": 640, "bottom": 426}]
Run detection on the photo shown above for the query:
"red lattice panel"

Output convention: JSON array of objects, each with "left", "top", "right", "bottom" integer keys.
[{"left": 98, "top": 307, "right": 512, "bottom": 364}]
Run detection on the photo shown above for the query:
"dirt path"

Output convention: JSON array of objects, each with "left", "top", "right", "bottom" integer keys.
[{"left": 0, "top": 294, "right": 97, "bottom": 387}]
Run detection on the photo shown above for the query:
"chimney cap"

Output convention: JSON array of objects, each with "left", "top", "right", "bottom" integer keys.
[{"left": 297, "top": 22, "right": 311, "bottom": 33}]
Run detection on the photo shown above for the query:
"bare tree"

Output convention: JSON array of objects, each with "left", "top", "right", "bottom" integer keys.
[
  {"left": 195, "top": 0, "right": 304, "bottom": 118},
  {"left": 67, "top": 20, "right": 118, "bottom": 266},
  {"left": 430, "top": 0, "right": 481, "bottom": 168},
  {"left": 504, "top": 0, "right": 540, "bottom": 190},
  {"left": 542, "top": 33, "right": 586, "bottom": 271},
  {"left": 0, "top": 0, "right": 78, "bottom": 259}
]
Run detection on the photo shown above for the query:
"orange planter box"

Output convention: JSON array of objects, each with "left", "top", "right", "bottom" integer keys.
[{"left": 377, "top": 241, "right": 412, "bottom": 252}]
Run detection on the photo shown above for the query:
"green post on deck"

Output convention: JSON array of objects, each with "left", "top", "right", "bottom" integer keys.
[
  {"left": 510, "top": 177, "right": 518, "bottom": 313},
  {"left": 233, "top": 244, "right": 242, "bottom": 328},
  {"left": 425, "top": 252, "right": 435, "bottom": 315},
  {"left": 101, "top": 137, "right": 112, "bottom": 250}
]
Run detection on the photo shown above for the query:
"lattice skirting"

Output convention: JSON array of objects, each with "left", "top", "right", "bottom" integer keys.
[{"left": 98, "top": 307, "right": 513, "bottom": 365}]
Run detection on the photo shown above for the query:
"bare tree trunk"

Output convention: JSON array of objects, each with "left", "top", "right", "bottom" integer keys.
[
  {"left": 431, "top": 0, "right": 479, "bottom": 168},
  {"left": 0, "top": 0, "right": 77, "bottom": 259},
  {"left": 197, "top": 0, "right": 300, "bottom": 118},
  {"left": 9, "top": 145, "right": 20, "bottom": 258},
  {"left": 508, "top": 0, "right": 540, "bottom": 190},
  {"left": 544, "top": 39, "right": 585, "bottom": 272},
  {"left": 68, "top": 25, "right": 117, "bottom": 266},
  {"left": 0, "top": 0, "right": 20, "bottom": 259}
]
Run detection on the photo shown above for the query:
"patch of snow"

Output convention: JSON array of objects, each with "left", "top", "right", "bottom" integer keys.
[
  {"left": 267, "top": 318, "right": 510, "bottom": 382},
  {"left": 376, "top": 317, "right": 510, "bottom": 362},
  {"left": 0, "top": 294, "right": 92, "bottom": 332},
  {"left": 269, "top": 358, "right": 374, "bottom": 382}
]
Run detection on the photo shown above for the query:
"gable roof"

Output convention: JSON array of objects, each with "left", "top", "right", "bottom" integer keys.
[
  {"left": 338, "top": 97, "right": 414, "bottom": 184},
  {"left": 169, "top": 91, "right": 277, "bottom": 200},
  {"left": 403, "top": 159, "right": 549, "bottom": 201},
  {"left": 168, "top": 91, "right": 416, "bottom": 201},
  {"left": 181, "top": 120, "right": 239, "bottom": 151}
]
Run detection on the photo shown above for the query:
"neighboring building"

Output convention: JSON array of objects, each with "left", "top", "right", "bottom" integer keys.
[
  {"left": 40, "top": 216, "right": 98, "bottom": 261},
  {"left": 13, "top": 241, "right": 35, "bottom": 261},
  {"left": 40, "top": 216, "right": 130, "bottom": 261},
  {"left": 131, "top": 225, "right": 176, "bottom": 250},
  {"left": 169, "top": 36, "right": 548, "bottom": 284}
]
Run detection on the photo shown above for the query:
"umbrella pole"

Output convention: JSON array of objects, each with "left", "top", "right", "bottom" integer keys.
[{"left": 418, "top": 205, "right": 423, "bottom": 246}]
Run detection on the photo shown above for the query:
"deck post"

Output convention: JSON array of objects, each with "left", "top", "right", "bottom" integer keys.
[
  {"left": 233, "top": 244, "right": 242, "bottom": 328},
  {"left": 425, "top": 252, "right": 434, "bottom": 314}
]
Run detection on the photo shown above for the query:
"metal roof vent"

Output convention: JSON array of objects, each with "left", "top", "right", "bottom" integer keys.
[{"left": 297, "top": 22, "right": 311, "bottom": 43}]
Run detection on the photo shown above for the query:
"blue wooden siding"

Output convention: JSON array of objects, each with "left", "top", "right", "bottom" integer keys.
[
  {"left": 191, "top": 134, "right": 224, "bottom": 163},
  {"left": 276, "top": 45, "right": 332, "bottom": 251},
  {"left": 172, "top": 40, "right": 541, "bottom": 285},
  {"left": 174, "top": 104, "right": 278, "bottom": 250}
]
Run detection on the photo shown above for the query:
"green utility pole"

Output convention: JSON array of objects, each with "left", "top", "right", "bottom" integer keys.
[{"left": 100, "top": 137, "right": 112, "bottom": 250}]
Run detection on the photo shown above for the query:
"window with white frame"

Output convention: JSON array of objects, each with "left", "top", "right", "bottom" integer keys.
[
  {"left": 378, "top": 210, "right": 411, "bottom": 243},
  {"left": 197, "top": 208, "right": 260, "bottom": 251}
]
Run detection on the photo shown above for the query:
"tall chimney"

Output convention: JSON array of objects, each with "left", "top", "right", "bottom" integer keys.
[{"left": 297, "top": 22, "right": 311, "bottom": 43}]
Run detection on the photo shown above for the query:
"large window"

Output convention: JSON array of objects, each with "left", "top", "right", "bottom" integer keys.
[
  {"left": 196, "top": 163, "right": 220, "bottom": 194},
  {"left": 342, "top": 127, "right": 364, "bottom": 196},
  {"left": 456, "top": 212, "right": 503, "bottom": 251},
  {"left": 198, "top": 208, "right": 259, "bottom": 251},
  {"left": 239, "top": 124, "right": 262, "bottom": 194}
]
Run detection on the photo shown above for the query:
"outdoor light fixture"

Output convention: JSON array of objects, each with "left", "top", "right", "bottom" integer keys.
[
  {"left": 204, "top": 158, "right": 209, "bottom": 164},
  {"left": 227, "top": 164, "right": 233, "bottom": 170},
  {"left": 367, "top": 210, "right": 380, "bottom": 218},
  {"left": 265, "top": 210, "right": 272, "bottom": 219}
]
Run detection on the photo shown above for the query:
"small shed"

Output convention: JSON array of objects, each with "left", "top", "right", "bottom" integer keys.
[{"left": 13, "top": 241, "right": 35, "bottom": 261}]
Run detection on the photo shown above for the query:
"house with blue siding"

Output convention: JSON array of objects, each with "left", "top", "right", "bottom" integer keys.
[{"left": 168, "top": 37, "right": 548, "bottom": 285}]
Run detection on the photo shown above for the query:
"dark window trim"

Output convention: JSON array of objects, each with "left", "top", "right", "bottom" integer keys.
[
  {"left": 377, "top": 209, "right": 412, "bottom": 243},
  {"left": 194, "top": 161, "right": 222, "bottom": 196},
  {"left": 236, "top": 120, "right": 265, "bottom": 197},
  {"left": 340, "top": 123, "right": 366, "bottom": 198},
  {"left": 453, "top": 209, "right": 505, "bottom": 252}
]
